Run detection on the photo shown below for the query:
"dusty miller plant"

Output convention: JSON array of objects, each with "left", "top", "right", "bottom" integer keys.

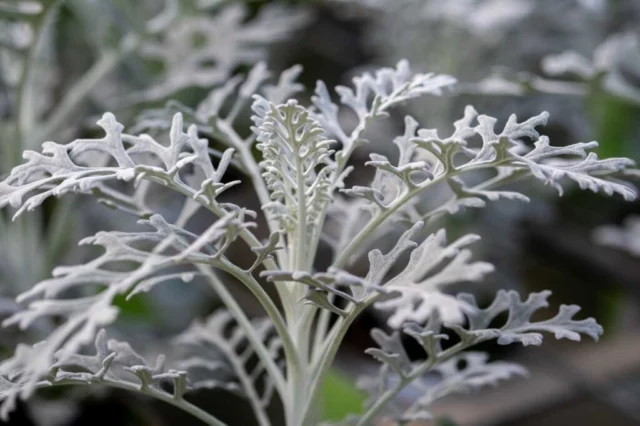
[
  {"left": 0, "top": 0, "right": 303, "bottom": 422},
  {"left": 0, "top": 52, "right": 638, "bottom": 426},
  {"left": 0, "top": 0, "right": 303, "bottom": 311}
]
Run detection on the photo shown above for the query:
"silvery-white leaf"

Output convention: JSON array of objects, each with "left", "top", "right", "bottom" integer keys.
[
  {"left": 0, "top": 112, "right": 238, "bottom": 219},
  {"left": 312, "top": 60, "right": 455, "bottom": 153},
  {"left": 434, "top": 174, "right": 529, "bottom": 217},
  {"left": 262, "top": 222, "right": 423, "bottom": 315},
  {"left": 0, "top": 212, "right": 248, "bottom": 404},
  {"left": 132, "top": 63, "right": 304, "bottom": 141},
  {"left": 341, "top": 116, "right": 432, "bottom": 215},
  {"left": 375, "top": 229, "right": 494, "bottom": 327},
  {"left": 454, "top": 290, "right": 604, "bottom": 346},
  {"left": 0, "top": 329, "right": 190, "bottom": 420},
  {"left": 403, "top": 352, "right": 526, "bottom": 421},
  {"left": 254, "top": 100, "right": 337, "bottom": 266},
  {"left": 365, "top": 329, "right": 413, "bottom": 377},
  {"left": 516, "top": 137, "right": 636, "bottom": 200},
  {"left": 358, "top": 290, "right": 601, "bottom": 423},
  {"left": 344, "top": 105, "right": 638, "bottom": 228}
]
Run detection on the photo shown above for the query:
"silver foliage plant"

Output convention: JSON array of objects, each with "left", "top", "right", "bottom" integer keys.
[
  {"left": 0, "top": 58, "right": 637, "bottom": 426},
  {"left": 0, "top": 0, "right": 301, "bottom": 423},
  {"left": 0, "top": 0, "right": 304, "bottom": 299}
]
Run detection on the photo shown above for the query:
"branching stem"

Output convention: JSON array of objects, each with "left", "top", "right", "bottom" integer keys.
[
  {"left": 38, "top": 378, "right": 228, "bottom": 426},
  {"left": 15, "top": 0, "right": 64, "bottom": 151},
  {"left": 354, "top": 340, "right": 475, "bottom": 426}
]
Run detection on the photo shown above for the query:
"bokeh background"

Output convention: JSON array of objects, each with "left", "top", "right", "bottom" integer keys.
[{"left": 1, "top": 1, "right": 639, "bottom": 425}]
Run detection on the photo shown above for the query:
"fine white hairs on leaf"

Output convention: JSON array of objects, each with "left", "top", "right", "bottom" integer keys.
[{"left": 375, "top": 228, "right": 494, "bottom": 326}]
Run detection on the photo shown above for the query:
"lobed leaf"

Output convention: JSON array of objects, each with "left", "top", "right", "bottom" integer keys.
[
  {"left": 0, "top": 211, "right": 250, "bottom": 406},
  {"left": 312, "top": 60, "right": 456, "bottom": 154},
  {"left": 357, "top": 290, "right": 601, "bottom": 422},
  {"left": 254, "top": 99, "right": 337, "bottom": 265},
  {"left": 375, "top": 229, "right": 494, "bottom": 326},
  {"left": 453, "top": 290, "right": 604, "bottom": 346},
  {"left": 0, "top": 112, "right": 238, "bottom": 219},
  {"left": 0, "top": 330, "right": 190, "bottom": 420}
]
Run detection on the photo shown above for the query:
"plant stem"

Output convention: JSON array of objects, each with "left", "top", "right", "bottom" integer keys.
[
  {"left": 300, "top": 305, "right": 364, "bottom": 425},
  {"left": 333, "top": 173, "right": 447, "bottom": 269},
  {"left": 140, "top": 172, "right": 280, "bottom": 276},
  {"left": 214, "top": 121, "right": 288, "bottom": 267},
  {"left": 218, "top": 260, "right": 300, "bottom": 372},
  {"left": 212, "top": 120, "right": 295, "bottom": 317},
  {"left": 15, "top": 0, "right": 64, "bottom": 153},
  {"left": 51, "top": 379, "right": 228, "bottom": 426},
  {"left": 197, "top": 265, "right": 287, "bottom": 400},
  {"left": 332, "top": 160, "right": 518, "bottom": 270},
  {"left": 138, "top": 384, "right": 228, "bottom": 426},
  {"left": 354, "top": 341, "right": 473, "bottom": 426}
]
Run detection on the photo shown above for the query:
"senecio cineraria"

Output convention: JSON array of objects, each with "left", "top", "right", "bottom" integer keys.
[{"left": 0, "top": 60, "right": 638, "bottom": 426}]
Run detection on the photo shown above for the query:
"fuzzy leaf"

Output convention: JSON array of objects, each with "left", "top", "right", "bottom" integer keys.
[
  {"left": 517, "top": 138, "right": 636, "bottom": 200},
  {"left": 0, "top": 330, "right": 190, "bottom": 420},
  {"left": 262, "top": 222, "right": 423, "bottom": 315},
  {"left": 454, "top": 290, "right": 604, "bottom": 346},
  {"left": 402, "top": 352, "right": 526, "bottom": 421},
  {"left": 340, "top": 105, "right": 637, "bottom": 243},
  {"left": 0, "top": 211, "right": 249, "bottom": 402},
  {"left": 358, "top": 290, "right": 601, "bottom": 422},
  {"left": 312, "top": 60, "right": 455, "bottom": 154},
  {"left": 0, "top": 112, "right": 238, "bottom": 219},
  {"left": 375, "top": 229, "right": 494, "bottom": 327},
  {"left": 132, "top": 63, "right": 304, "bottom": 138},
  {"left": 254, "top": 100, "right": 337, "bottom": 265},
  {"left": 342, "top": 116, "right": 431, "bottom": 216}
]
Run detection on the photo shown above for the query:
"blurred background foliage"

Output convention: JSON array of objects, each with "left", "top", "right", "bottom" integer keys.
[{"left": 1, "top": 0, "right": 639, "bottom": 425}]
